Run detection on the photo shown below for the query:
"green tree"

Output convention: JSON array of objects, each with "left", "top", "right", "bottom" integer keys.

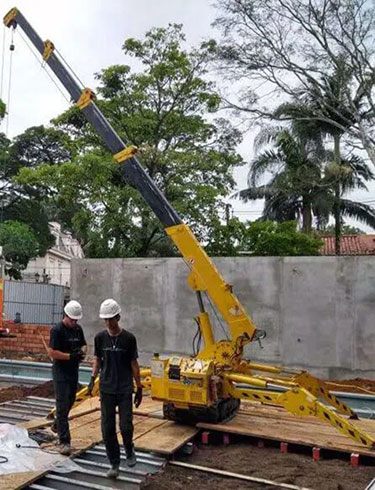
[
  {"left": 214, "top": 0, "right": 375, "bottom": 165},
  {"left": 318, "top": 224, "right": 365, "bottom": 236},
  {"left": 205, "top": 217, "right": 246, "bottom": 256},
  {"left": 237, "top": 124, "right": 375, "bottom": 234},
  {"left": 0, "top": 125, "right": 72, "bottom": 255},
  {"left": 274, "top": 59, "right": 369, "bottom": 253},
  {"left": 18, "top": 25, "right": 243, "bottom": 257},
  {"left": 0, "top": 221, "right": 39, "bottom": 279},
  {"left": 240, "top": 221, "right": 323, "bottom": 256}
]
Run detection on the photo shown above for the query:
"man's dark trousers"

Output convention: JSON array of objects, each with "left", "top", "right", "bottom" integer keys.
[
  {"left": 100, "top": 392, "right": 134, "bottom": 466},
  {"left": 54, "top": 378, "right": 77, "bottom": 444}
]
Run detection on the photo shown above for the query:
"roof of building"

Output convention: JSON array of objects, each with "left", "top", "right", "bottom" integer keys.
[{"left": 320, "top": 235, "right": 375, "bottom": 256}]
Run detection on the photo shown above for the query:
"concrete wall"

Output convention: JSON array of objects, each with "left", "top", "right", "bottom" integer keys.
[{"left": 71, "top": 256, "right": 375, "bottom": 379}]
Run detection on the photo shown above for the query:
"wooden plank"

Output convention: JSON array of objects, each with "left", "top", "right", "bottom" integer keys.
[
  {"left": 2, "top": 397, "right": 188, "bottom": 489},
  {"left": 18, "top": 397, "right": 101, "bottom": 430},
  {"left": 135, "top": 420, "right": 198, "bottom": 454},
  {"left": 18, "top": 396, "right": 162, "bottom": 430},
  {"left": 198, "top": 402, "right": 375, "bottom": 457},
  {"left": 134, "top": 397, "right": 163, "bottom": 416},
  {"left": 0, "top": 471, "right": 42, "bottom": 490}
]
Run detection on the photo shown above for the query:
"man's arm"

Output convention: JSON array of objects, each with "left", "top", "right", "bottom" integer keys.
[
  {"left": 87, "top": 355, "right": 100, "bottom": 396},
  {"left": 48, "top": 348, "right": 70, "bottom": 360},
  {"left": 49, "top": 327, "right": 70, "bottom": 360},
  {"left": 80, "top": 327, "right": 88, "bottom": 354},
  {"left": 131, "top": 360, "right": 142, "bottom": 389},
  {"left": 92, "top": 356, "right": 100, "bottom": 378},
  {"left": 132, "top": 359, "right": 143, "bottom": 408}
]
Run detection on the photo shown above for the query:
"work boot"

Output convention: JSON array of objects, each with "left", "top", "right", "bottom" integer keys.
[
  {"left": 126, "top": 445, "right": 137, "bottom": 467},
  {"left": 106, "top": 464, "right": 120, "bottom": 479},
  {"left": 59, "top": 443, "right": 71, "bottom": 456}
]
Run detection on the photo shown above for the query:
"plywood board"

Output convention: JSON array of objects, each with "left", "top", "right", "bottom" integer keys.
[
  {"left": 135, "top": 420, "right": 198, "bottom": 454},
  {"left": 198, "top": 402, "right": 375, "bottom": 457},
  {"left": 3, "top": 397, "right": 191, "bottom": 489}
]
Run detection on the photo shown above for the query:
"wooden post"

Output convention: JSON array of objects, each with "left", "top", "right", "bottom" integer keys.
[
  {"left": 312, "top": 447, "right": 321, "bottom": 461},
  {"left": 280, "top": 442, "right": 288, "bottom": 453}
]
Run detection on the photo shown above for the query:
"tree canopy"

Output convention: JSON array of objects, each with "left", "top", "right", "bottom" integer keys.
[
  {"left": 240, "top": 221, "right": 323, "bottom": 256},
  {"left": 18, "top": 24, "right": 244, "bottom": 258},
  {"left": 214, "top": 0, "right": 375, "bottom": 165},
  {"left": 0, "top": 221, "right": 39, "bottom": 279}
]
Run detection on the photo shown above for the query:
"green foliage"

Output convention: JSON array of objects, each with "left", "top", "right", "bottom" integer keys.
[
  {"left": 205, "top": 217, "right": 246, "bottom": 256},
  {"left": 0, "top": 221, "right": 39, "bottom": 279},
  {"left": 0, "top": 125, "right": 71, "bottom": 257},
  {"left": 318, "top": 224, "right": 365, "bottom": 236},
  {"left": 237, "top": 124, "right": 375, "bottom": 234},
  {"left": 240, "top": 221, "right": 323, "bottom": 256},
  {"left": 214, "top": 0, "right": 375, "bottom": 166},
  {"left": 18, "top": 24, "right": 243, "bottom": 257}
]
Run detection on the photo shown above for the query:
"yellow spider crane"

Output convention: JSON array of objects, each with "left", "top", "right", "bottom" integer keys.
[{"left": 4, "top": 6, "right": 375, "bottom": 450}]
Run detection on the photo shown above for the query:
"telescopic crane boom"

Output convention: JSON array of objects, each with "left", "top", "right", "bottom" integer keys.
[{"left": 4, "top": 7, "right": 375, "bottom": 449}]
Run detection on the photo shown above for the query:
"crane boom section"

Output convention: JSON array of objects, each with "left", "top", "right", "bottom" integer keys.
[{"left": 4, "top": 7, "right": 256, "bottom": 345}]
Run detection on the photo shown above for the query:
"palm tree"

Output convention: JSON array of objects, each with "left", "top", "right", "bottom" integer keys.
[
  {"left": 237, "top": 125, "right": 375, "bottom": 233},
  {"left": 274, "top": 57, "right": 369, "bottom": 253}
]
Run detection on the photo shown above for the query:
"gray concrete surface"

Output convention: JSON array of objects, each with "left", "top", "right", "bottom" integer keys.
[{"left": 71, "top": 256, "right": 375, "bottom": 378}]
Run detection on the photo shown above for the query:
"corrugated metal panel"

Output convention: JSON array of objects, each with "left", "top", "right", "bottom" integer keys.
[{"left": 3, "top": 281, "right": 66, "bottom": 325}]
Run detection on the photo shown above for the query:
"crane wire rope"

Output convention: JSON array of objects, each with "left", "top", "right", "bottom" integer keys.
[
  {"left": 0, "top": 25, "right": 6, "bottom": 100},
  {"left": 55, "top": 46, "right": 86, "bottom": 90},
  {"left": 5, "top": 27, "right": 14, "bottom": 135},
  {"left": 17, "top": 29, "right": 70, "bottom": 104},
  {"left": 182, "top": 257, "right": 229, "bottom": 341}
]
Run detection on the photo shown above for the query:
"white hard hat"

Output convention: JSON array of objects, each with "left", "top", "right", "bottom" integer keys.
[
  {"left": 64, "top": 300, "right": 83, "bottom": 320},
  {"left": 99, "top": 298, "right": 121, "bottom": 319}
]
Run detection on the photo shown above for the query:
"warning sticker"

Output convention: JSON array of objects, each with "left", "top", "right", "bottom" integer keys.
[{"left": 151, "top": 360, "right": 164, "bottom": 378}]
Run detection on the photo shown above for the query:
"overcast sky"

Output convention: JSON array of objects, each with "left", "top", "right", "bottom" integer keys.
[{"left": 0, "top": 1, "right": 373, "bottom": 230}]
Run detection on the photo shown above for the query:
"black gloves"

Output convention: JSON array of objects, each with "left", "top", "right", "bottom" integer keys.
[
  {"left": 134, "top": 387, "right": 143, "bottom": 408},
  {"left": 87, "top": 376, "right": 96, "bottom": 397},
  {"left": 70, "top": 350, "right": 85, "bottom": 363}
]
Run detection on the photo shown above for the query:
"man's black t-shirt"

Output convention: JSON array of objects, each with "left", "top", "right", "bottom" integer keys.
[
  {"left": 94, "top": 329, "right": 138, "bottom": 394},
  {"left": 50, "top": 321, "right": 86, "bottom": 382}
]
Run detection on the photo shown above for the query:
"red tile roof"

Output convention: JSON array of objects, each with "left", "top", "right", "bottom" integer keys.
[{"left": 320, "top": 235, "right": 375, "bottom": 255}]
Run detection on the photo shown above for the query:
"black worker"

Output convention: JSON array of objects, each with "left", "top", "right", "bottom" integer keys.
[
  {"left": 49, "top": 300, "right": 87, "bottom": 455},
  {"left": 88, "top": 298, "right": 142, "bottom": 479}
]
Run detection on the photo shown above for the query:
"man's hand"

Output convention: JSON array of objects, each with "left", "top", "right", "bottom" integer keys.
[
  {"left": 134, "top": 387, "right": 143, "bottom": 408},
  {"left": 70, "top": 350, "right": 85, "bottom": 363},
  {"left": 87, "top": 376, "right": 96, "bottom": 397}
]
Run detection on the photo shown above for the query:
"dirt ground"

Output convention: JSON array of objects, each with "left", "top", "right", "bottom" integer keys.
[
  {"left": 0, "top": 351, "right": 51, "bottom": 362},
  {"left": 149, "top": 442, "right": 375, "bottom": 490},
  {"left": 0, "top": 380, "right": 55, "bottom": 403},
  {"left": 0, "top": 380, "right": 374, "bottom": 489}
]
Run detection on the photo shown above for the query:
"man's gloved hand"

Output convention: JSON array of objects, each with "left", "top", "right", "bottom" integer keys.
[
  {"left": 134, "top": 386, "right": 143, "bottom": 408},
  {"left": 69, "top": 350, "right": 85, "bottom": 363},
  {"left": 87, "top": 376, "right": 96, "bottom": 397}
]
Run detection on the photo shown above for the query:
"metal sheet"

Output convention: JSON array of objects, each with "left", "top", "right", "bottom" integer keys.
[{"left": 3, "top": 280, "right": 65, "bottom": 325}]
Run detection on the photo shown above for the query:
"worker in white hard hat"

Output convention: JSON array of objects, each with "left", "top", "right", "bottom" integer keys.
[
  {"left": 88, "top": 298, "right": 142, "bottom": 479},
  {"left": 49, "top": 300, "right": 87, "bottom": 456}
]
